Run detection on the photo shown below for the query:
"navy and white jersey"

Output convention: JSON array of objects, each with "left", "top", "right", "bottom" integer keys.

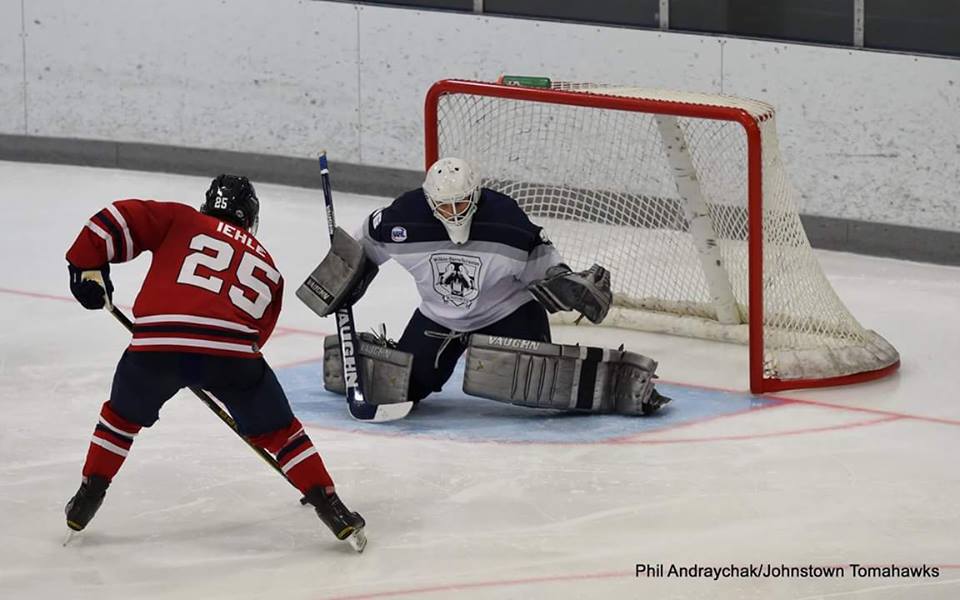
[{"left": 356, "top": 188, "right": 564, "bottom": 332}]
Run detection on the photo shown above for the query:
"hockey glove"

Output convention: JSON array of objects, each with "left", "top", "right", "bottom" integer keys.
[
  {"left": 68, "top": 263, "right": 114, "bottom": 310},
  {"left": 529, "top": 263, "right": 612, "bottom": 324}
]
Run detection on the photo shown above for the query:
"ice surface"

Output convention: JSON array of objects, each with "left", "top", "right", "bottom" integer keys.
[{"left": 1, "top": 162, "right": 958, "bottom": 599}]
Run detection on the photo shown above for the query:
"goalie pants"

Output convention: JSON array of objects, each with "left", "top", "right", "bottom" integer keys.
[{"left": 397, "top": 300, "right": 551, "bottom": 403}]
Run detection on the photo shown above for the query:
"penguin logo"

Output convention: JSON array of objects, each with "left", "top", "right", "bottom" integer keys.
[{"left": 430, "top": 253, "right": 482, "bottom": 307}]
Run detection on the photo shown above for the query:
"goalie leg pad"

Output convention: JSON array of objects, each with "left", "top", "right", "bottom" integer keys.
[
  {"left": 463, "top": 335, "right": 665, "bottom": 414},
  {"left": 611, "top": 352, "right": 665, "bottom": 415},
  {"left": 323, "top": 334, "right": 413, "bottom": 405},
  {"left": 296, "top": 227, "right": 376, "bottom": 317}
]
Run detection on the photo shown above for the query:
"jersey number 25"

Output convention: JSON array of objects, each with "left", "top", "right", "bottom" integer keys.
[{"left": 176, "top": 234, "right": 280, "bottom": 319}]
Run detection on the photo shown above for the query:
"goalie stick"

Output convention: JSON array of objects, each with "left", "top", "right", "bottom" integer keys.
[{"left": 317, "top": 153, "right": 413, "bottom": 422}]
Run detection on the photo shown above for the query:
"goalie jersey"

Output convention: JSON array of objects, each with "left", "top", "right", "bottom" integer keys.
[
  {"left": 356, "top": 188, "right": 563, "bottom": 331},
  {"left": 66, "top": 200, "right": 283, "bottom": 357}
]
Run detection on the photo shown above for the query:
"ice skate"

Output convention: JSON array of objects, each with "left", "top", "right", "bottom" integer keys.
[
  {"left": 65, "top": 475, "right": 110, "bottom": 532},
  {"left": 304, "top": 487, "right": 367, "bottom": 553}
]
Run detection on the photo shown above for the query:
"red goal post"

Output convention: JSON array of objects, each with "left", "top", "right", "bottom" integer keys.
[{"left": 424, "top": 78, "right": 900, "bottom": 394}]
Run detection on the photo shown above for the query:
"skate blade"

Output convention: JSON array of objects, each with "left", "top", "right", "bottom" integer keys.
[{"left": 347, "top": 527, "right": 367, "bottom": 553}]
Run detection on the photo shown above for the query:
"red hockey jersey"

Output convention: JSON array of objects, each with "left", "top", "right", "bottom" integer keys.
[{"left": 66, "top": 200, "right": 283, "bottom": 357}]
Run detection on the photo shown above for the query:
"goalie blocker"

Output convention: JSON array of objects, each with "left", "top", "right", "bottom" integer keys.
[{"left": 296, "top": 227, "right": 378, "bottom": 318}]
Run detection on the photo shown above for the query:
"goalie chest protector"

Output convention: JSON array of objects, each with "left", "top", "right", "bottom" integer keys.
[{"left": 356, "top": 188, "right": 563, "bottom": 332}]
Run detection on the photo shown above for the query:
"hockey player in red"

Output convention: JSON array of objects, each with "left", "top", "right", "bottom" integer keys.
[{"left": 64, "top": 174, "right": 365, "bottom": 550}]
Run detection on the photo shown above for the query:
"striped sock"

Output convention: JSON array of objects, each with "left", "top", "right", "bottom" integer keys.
[
  {"left": 81, "top": 401, "right": 141, "bottom": 481},
  {"left": 251, "top": 418, "right": 334, "bottom": 494}
]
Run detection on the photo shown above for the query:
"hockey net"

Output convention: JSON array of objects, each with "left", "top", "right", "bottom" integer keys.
[{"left": 424, "top": 79, "right": 899, "bottom": 393}]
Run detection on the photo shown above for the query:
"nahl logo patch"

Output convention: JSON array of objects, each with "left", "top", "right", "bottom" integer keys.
[
  {"left": 430, "top": 253, "right": 482, "bottom": 308},
  {"left": 391, "top": 226, "right": 407, "bottom": 242}
]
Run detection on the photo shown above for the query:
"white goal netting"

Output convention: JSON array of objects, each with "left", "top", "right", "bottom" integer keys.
[{"left": 429, "top": 80, "right": 899, "bottom": 389}]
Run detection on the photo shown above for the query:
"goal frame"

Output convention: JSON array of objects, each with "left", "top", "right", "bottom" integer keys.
[{"left": 424, "top": 78, "right": 900, "bottom": 394}]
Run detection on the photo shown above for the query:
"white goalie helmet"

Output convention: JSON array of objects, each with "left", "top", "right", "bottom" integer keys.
[{"left": 423, "top": 157, "right": 481, "bottom": 244}]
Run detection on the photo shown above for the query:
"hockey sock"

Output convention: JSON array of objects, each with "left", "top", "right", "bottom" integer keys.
[
  {"left": 250, "top": 418, "right": 334, "bottom": 494},
  {"left": 81, "top": 401, "right": 141, "bottom": 481}
]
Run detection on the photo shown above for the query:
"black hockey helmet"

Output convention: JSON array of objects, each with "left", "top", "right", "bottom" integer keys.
[{"left": 202, "top": 174, "right": 260, "bottom": 233}]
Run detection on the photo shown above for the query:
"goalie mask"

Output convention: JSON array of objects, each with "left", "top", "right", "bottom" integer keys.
[
  {"left": 423, "top": 157, "right": 480, "bottom": 245},
  {"left": 202, "top": 174, "right": 260, "bottom": 235}
]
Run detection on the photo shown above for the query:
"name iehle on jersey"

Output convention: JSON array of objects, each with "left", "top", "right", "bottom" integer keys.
[{"left": 216, "top": 221, "right": 268, "bottom": 257}]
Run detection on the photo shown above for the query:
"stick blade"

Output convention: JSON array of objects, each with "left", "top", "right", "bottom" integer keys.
[{"left": 348, "top": 400, "right": 414, "bottom": 422}]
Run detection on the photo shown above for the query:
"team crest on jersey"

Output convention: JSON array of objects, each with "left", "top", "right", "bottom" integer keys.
[
  {"left": 430, "top": 253, "right": 482, "bottom": 308},
  {"left": 391, "top": 226, "right": 407, "bottom": 242}
]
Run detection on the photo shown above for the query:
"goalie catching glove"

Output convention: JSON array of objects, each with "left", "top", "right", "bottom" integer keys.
[{"left": 529, "top": 263, "right": 612, "bottom": 324}]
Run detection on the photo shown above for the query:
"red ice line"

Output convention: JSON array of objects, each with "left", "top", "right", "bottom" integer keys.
[
  {"left": 0, "top": 287, "right": 330, "bottom": 338},
  {"left": 299, "top": 407, "right": 907, "bottom": 448},
  {"left": 320, "top": 564, "right": 960, "bottom": 600},
  {"left": 605, "top": 398, "right": 788, "bottom": 443},
  {"left": 320, "top": 570, "right": 627, "bottom": 600},
  {"left": 11, "top": 287, "right": 958, "bottom": 598},
  {"left": 618, "top": 414, "right": 904, "bottom": 445},
  {"left": 16, "top": 286, "right": 954, "bottom": 596},
  {"left": 4, "top": 286, "right": 958, "bottom": 440}
]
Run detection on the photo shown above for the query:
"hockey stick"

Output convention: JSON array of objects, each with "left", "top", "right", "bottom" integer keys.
[
  {"left": 317, "top": 152, "right": 413, "bottom": 422},
  {"left": 105, "top": 306, "right": 309, "bottom": 501}
]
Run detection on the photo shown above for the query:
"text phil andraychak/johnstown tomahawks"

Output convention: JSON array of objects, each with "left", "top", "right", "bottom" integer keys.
[{"left": 635, "top": 563, "right": 940, "bottom": 579}]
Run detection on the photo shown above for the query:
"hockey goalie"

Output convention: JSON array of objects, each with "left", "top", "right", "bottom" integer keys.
[{"left": 298, "top": 157, "right": 672, "bottom": 417}]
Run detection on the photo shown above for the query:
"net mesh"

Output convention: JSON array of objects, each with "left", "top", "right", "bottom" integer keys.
[{"left": 432, "top": 82, "right": 898, "bottom": 382}]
